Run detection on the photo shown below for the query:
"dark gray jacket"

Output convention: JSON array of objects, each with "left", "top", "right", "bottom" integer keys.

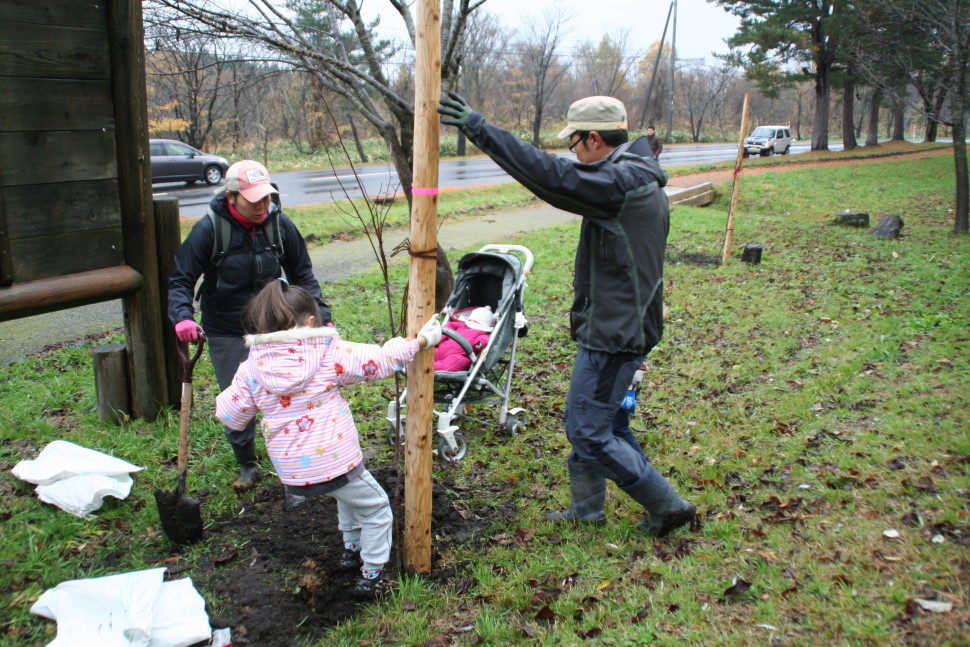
[
  {"left": 168, "top": 192, "right": 330, "bottom": 337},
  {"left": 460, "top": 112, "right": 669, "bottom": 354}
]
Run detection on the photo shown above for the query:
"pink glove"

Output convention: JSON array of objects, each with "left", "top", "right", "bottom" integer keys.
[{"left": 175, "top": 320, "right": 202, "bottom": 342}]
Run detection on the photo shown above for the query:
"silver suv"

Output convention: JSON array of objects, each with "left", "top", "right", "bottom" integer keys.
[{"left": 743, "top": 126, "right": 792, "bottom": 157}]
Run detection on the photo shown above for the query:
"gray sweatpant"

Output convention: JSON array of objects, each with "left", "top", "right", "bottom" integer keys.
[{"left": 330, "top": 469, "right": 393, "bottom": 571}]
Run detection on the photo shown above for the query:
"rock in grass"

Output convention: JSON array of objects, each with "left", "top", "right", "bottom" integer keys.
[
  {"left": 872, "top": 213, "right": 904, "bottom": 239},
  {"left": 832, "top": 210, "right": 870, "bottom": 227}
]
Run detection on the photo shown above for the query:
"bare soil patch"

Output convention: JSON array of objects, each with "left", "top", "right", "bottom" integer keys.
[{"left": 149, "top": 467, "right": 513, "bottom": 647}]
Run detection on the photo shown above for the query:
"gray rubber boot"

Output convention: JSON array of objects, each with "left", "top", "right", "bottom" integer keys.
[
  {"left": 230, "top": 440, "right": 259, "bottom": 493},
  {"left": 546, "top": 458, "right": 607, "bottom": 525},
  {"left": 619, "top": 468, "right": 695, "bottom": 537}
]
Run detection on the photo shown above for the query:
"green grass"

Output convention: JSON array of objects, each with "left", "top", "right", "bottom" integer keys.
[{"left": 2, "top": 152, "right": 968, "bottom": 646}]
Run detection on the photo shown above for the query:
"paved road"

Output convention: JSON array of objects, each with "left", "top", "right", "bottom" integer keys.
[{"left": 154, "top": 140, "right": 838, "bottom": 218}]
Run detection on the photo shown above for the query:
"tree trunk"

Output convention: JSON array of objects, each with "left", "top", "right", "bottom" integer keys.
[
  {"left": 924, "top": 87, "right": 948, "bottom": 142},
  {"left": 457, "top": 130, "right": 466, "bottom": 156},
  {"left": 866, "top": 87, "right": 881, "bottom": 145},
  {"left": 531, "top": 104, "right": 543, "bottom": 147},
  {"left": 952, "top": 40, "right": 969, "bottom": 235},
  {"left": 892, "top": 103, "right": 905, "bottom": 140},
  {"left": 842, "top": 78, "right": 857, "bottom": 151},
  {"left": 812, "top": 65, "right": 831, "bottom": 150},
  {"left": 952, "top": 117, "right": 968, "bottom": 234},
  {"left": 348, "top": 114, "right": 368, "bottom": 163}
]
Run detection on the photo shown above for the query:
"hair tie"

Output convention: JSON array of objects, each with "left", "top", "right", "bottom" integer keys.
[{"left": 279, "top": 277, "right": 289, "bottom": 286}]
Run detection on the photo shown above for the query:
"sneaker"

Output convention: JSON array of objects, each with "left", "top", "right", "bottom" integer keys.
[
  {"left": 338, "top": 548, "right": 361, "bottom": 570},
  {"left": 638, "top": 502, "right": 696, "bottom": 537},
  {"left": 352, "top": 570, "right": 392, "bottom": 599}
]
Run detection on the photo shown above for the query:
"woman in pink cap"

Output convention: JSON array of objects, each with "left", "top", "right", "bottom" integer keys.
[{"left": 168, "top": 160, "right": 331, "bottom": 495}]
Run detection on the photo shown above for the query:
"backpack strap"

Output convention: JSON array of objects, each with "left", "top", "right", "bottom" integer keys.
[
  {"left": 206, "top": 207, "right": 234, "bottom": 269},
  {"left": 261, "top": 209, "right": 284, "bottom": 264}
]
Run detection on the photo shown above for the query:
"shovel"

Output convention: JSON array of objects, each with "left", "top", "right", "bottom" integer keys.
[{"left": 155, "top": 336, "right": 206, "bottom": 545}]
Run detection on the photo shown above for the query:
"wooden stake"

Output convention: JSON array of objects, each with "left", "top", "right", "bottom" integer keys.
[
  {"left": 721, "top": 92, "right": 750, "bottom": 265},
  {"left": 404, "top": 0, "right": 441, "bottom": 575}
]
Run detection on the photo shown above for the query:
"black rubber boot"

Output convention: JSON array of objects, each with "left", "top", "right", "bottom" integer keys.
[
  {"left": 618, "top": 469, "right": 695, "bottom": 538},
  {"left": 230, "top": 441, "right": 259, "bottom": 493},
  {"left": 546, "top": 458, "right": 607, "bottom": 525}
]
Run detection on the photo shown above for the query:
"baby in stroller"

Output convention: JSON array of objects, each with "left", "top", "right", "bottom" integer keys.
[{"left": 433, "top": 306, "right": 496, "bottom": 372}]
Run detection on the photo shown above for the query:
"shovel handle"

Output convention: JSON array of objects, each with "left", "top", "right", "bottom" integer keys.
[
  {"left": 176, "top": 335, "right": 204, "bottom": 478},
  {"left": 177, "top": 333, "right": 206, "bottom": 383}
]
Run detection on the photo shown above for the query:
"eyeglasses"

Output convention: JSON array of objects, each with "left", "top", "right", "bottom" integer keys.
[{"left": 568, "top": 133, "right": 589, "bottom": 154}]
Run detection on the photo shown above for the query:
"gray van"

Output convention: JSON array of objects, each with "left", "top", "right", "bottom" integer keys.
[{"left": 743, "top": 126, "right": 793, "bottom": 157}]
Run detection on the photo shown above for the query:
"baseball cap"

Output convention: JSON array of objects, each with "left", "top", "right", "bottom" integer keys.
[
  {"left": 557, "top": 96, "right": 628, "bottom": 139},
  {"left": 225, "top": 160, "right": 278, "bottom": 202}
]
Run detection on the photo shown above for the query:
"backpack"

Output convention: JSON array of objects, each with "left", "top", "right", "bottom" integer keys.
[
  {"left": 205, "top": 207, "right": 284, "bottom": 270},
  {"left": 196, "top": 207, "right": 285, "bottom": 299}
]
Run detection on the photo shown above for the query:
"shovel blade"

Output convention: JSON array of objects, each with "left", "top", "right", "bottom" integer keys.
[{"left": 154, "top": 489, "right": 204, "bottom": 545}]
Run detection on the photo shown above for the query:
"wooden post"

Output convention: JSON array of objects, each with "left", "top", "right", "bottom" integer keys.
[
  {"left": 741, "top": 244, "right": 763, "bottom": 264},
  {"left": 404, "top": 0, "right": 442, "bottom": 575},
  {"left": 108, "top": 0, "right": 168, "bottom": 419},
  {"left": 154, "top": 197, "right": 183, "bottom": 409},
  {"left": 721, "top": 92, "right": 750, "bottom": 265},
  {"left": 93, "top": 343, "right": 130, "bottom": 424}
]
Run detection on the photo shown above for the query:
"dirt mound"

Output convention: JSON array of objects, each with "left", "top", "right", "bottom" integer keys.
[{"left": 160, "top": 467, "right": 512, "bottom": 647}]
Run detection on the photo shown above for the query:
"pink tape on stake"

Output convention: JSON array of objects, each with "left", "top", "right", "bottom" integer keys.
[{"left": 412, "top": 186, "right": 439, "bottom": 195}]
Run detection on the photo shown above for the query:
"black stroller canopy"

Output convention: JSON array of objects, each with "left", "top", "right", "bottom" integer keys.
[{"left": 451, "top": 251, "right": 524, "bottom": 313}]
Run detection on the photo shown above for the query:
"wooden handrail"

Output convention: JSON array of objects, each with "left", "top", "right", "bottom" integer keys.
[{"left": 0, "top": 265, "right": 143, "bottom": 321}]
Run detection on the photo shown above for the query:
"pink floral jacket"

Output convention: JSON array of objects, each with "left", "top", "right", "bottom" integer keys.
[{"left": 216, "top": 327, "right": 418, "bottom": 486}]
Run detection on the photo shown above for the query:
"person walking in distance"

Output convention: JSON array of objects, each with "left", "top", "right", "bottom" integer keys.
[
  {"left": 438, "top": 93, "right": 695, "bottom": 537},
  {"left": 168, "top": 160, "right": 331, "bottom": 494},
  {"left": 645, "top": 125, "right": 664, "bottom": 160}
]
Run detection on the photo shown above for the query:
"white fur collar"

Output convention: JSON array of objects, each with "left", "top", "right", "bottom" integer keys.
[{"left": 245, "top": 325, "right": 340, "bottom": 347}]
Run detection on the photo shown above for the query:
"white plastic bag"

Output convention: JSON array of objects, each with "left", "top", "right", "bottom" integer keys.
[
  {"left": 11, "top": 440, "right": 144, "bottom": 518},
  {"left": 30, "top": 568, "right": 211, "bottom": 647}
]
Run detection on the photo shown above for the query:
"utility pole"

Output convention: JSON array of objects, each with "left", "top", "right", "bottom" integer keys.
[
  {"left": 665, "top": 0, "right": 677, "bottom": 142},
  {"left": 638, "top": 1, "right": 674, "bottom": 129}
]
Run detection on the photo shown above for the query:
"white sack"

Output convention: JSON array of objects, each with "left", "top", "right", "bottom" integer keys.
[
  {"left": 11, "top": 440, "right": 144, "bottom": 518},
  {"left": 30, "top": 568, "right": 211, "bottom": 647},
  {"left": 30, "top": 568, "right": 164, "bottom": 647},
  {"left": 149, "top": 577, "right": 212, "bottom": 647}
]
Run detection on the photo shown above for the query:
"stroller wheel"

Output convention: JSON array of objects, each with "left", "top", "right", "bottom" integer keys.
[
  {"left": 505, "top": 409, "right": 528, "bottom": 437},
  {"left": 386, "top": 421, "right": 405, "bottom": 446},
  {"left": 438, "top": 432, "right": 467, "bottom": 461}
]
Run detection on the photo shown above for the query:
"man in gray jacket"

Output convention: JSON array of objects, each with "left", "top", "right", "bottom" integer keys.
[{"left": 438, "top": 93, "right": 695, "bottom": 537}]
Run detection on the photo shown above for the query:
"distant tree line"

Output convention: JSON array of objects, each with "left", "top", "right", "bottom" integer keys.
[{"left": 143, "top": 0, "right": 966, "bottom": 232}]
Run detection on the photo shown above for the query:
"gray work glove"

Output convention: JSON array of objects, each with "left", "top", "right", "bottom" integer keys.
[
  {"left": 417, "top": 316, "right": 442, "bottom": 349},
  {"left": 437, "top": 91, "right": 474, "bottom": 128}
]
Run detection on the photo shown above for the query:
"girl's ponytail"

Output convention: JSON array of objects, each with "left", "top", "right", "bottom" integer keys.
[{"left": 241, "top": 279, "right": 323, "bottom": 334}]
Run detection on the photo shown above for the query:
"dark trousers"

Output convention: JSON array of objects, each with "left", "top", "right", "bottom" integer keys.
[
  {"left": 565, "top": 347, "right": 681, "bottom": 502},
  {"left": 207, "top": 334, "right": 257, "bottom": 448}
]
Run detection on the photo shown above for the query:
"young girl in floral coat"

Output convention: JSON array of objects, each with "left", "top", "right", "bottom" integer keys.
[{"left": 215, "top": 280, "right": 440, "bottom": 598}]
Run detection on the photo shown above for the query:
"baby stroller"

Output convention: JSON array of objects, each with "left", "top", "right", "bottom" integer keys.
[{"left": 387, "top": 244, "right": 534, "bottom": 460}]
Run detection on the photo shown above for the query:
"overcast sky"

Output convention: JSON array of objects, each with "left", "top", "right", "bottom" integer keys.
[{"left": 368, "top": 0, "right": 741, "bottom": 67}]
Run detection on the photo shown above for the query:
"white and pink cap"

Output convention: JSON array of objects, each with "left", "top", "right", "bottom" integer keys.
[{"left": 225, "top": 160, "right": 278, "bottom": 202}]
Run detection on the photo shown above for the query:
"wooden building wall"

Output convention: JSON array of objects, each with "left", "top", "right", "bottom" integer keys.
[
  {"left": 0, "top": 0, "right": 168, "bottom": 418},
  {"left": 0, "top": 0, "right": 125, "bottom": 285}
]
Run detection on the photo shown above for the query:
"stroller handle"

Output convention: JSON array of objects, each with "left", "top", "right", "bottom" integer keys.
[{"left": 477, "top": 244, "right": 534, "bottom": 273}]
